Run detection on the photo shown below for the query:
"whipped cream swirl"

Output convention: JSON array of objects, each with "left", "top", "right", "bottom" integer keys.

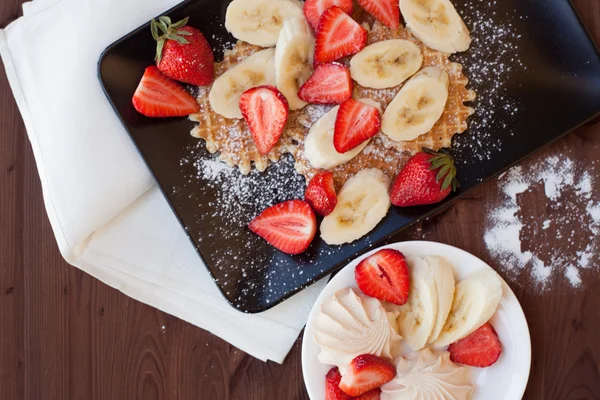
[
  {"left": 313, "top": 287, "right": 402, "bottom": 370},
  {"left": 381, "top": 348, "right": 473, "bottom": 400}
]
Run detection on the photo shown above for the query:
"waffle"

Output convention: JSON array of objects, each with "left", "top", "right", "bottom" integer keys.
[{"left": 190, "top": 13, "right": 475, "bottom": 185}]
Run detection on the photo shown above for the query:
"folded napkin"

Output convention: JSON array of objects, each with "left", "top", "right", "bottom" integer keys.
[{"left": 0, "top": 0, "right": 328, "bottom": 363}]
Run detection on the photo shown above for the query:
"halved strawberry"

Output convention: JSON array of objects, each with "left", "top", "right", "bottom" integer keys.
[
  {"left": 325, "top": 367, "right": 353, "bottom": 400},
  {"left": 249, "top": 200, "right": 316, "bottom": 255},
  {"left": 448, "top": 323, "right": 503, "bottom": 368},
  {"left": 304, "top": 0, "right": 354, "bottom": 31},
  {"left": 334, "top": 99, "right": 381, "bottom": 153},
  {"left": 357, "top": 0, "right": 400, "bottom": 30},
  {"left": 315, "top": 6, "right": 368, "bottom": 64},
  {"left": 357, "top": 389, "right": 382, "bottom": 400},
  {"left": 132, "top": 66, "right": 200, "bottom": 118},
  {"left": 339, "top": 354, "right": 396, "bottom": 397},
  {"left": 305, "top": 171, "right": 338, "bottom": 216},
  {"left": 355, "top": 249, "right": 410, "bottom": 305},
  {"left": 239, "top": 85, "right": 289, "bottom": 155},
  {"left": 298, "top": 63, "right": 353, "bottom": 105}
]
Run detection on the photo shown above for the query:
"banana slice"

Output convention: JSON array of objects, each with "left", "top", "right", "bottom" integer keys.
[
  {"left": 400, "top": 0, "right": 471, "bottom": 54},
  {"left": 225, "top": 0, "right": 304, "bottom": 47},
  {"left": 320, "top": 169, "right": 391, "bottom": 245},
  {"left": 209, "top": 49, "right": 277, "bottom": 119},
  {"left": 425, "top": 256, "right": 456, "bottom": 344},
  {"left": 349, "top": 40, "right": 423, "bottom": 89},
  {"left": 275, "top": 16, "right": 315, "bottom": 110},
  {"left": 304, "top": 106, "right": 370, "bottom": 170},
  {"left": 396, "top": 256, "right": 438, "bottom": 351},
  {"left": 433, "top": 268, "right": 503, "bottom": 348},
  {"left": 381, "top": 66, "right": 449, "bottom": 142}
]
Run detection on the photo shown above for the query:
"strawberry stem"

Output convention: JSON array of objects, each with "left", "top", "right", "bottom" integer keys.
[
  {"left": 151, "top": 16, "right": 191, "bottom": 63},
  {"left": 424, "top": 148, "right": 460, "bottom": 192}
]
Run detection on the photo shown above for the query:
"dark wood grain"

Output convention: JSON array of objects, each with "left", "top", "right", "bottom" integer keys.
[{"left": 1, "top": 0, "right": 600, "bottom": 399}]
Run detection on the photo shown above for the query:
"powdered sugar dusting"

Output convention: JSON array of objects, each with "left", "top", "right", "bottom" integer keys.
[
  {"left": 452, "top": 0, "right": 524, "bottom": 162},
  {"left": 485, "top": 156, "right": 599, "bottom": 291}
]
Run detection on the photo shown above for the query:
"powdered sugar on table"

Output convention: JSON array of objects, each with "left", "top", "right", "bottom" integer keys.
[{"left": 484, "top": 156, "right": 599, "bottom": 290}]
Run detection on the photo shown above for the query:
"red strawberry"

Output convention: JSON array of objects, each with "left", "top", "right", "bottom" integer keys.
[
  {"left": 334, "top": 99, "right": 381, "bottom": 153},
  {"left": 298, "top": 63, "right": 353, "bottom": 105},
  {"left": 132, "top": 66, "right": 200, "bottom": 117},
  {"left": 152, "top": 16, "right": 214, "bottom": 86},
  {"left": 239, "top": 85, "right": 289, "bottom": 155},
  {"left": 390, "top": 149, "right": 459, "bottom": 207},
  {"left": 315, "top": 6, "right": 368, "bottom": 64},
  {"left": 326, "top": 367, "right": 353, "bottom": 400},
  {"left": 357, "top": 389, "right": 382, "bottom": 400},
  {"left": 304, "top": 0, "right": 354, "bottom": 31},
  {"left": 339, "top": 355, "right": 396, "bottom": 397},
  {"left": 305, "top": 171, "right": 338, "bottom": 216},
  {"left": 448, "top": 323, "right": 503, "bottom": 368},
  {"left": 357, "top": 0, "right": 400, "bottom": 29},
  {"left": 355, "top": 249, "right": 410, "bottom": 305},
  {"left": 249, "top": 200, "right": 316, "bottom": 255}
]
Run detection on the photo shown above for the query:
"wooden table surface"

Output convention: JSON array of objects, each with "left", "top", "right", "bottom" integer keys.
[{"left": 1, "top": 1, "right": 600, "bottom": 399}]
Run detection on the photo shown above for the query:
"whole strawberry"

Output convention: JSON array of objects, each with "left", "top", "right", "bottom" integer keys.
[
  {"left": 151, "top": 16, "right": 214, "bottom": 86},
  {"left": 390, "top": 149, "right": 459, "bottom": 207}
]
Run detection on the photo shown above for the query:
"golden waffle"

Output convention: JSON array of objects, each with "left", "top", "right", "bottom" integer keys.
[
  {"left": 190, "top": 42, "right": 300, "bottom": 174},
  {"left": 190, "top": 12, "right": 475, "bottom": 185}
]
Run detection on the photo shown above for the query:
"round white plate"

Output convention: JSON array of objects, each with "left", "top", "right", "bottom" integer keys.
[{"left": 302, "top": 241, "right": 531, "bottom": 400}]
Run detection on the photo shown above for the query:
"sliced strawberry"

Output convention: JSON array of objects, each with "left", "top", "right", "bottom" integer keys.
[
  {"left": 357, "top": 0, "right": 400, "bottom": 29},
  {"left": 298, "top": 63, "right": 353, "bottom": 105},
  {"left": 448, "top": 323, "right": 503, "bottom": 368},
  {"left": 315, "top": 6, "right": 368, "bottom": 64},
  {"left": 305, "top": 171, "right": 338, "bottom": 216},
  {"left": 334, "top": 99, "right": 381, "bottom": 153},
  {"left": 357, "top": 389, "right": 382, "bottom": 400},
  {"left": 355, "top": 249, "right": 410, "bottom": 305},
  {"left": 132, "top": 66, "right": 200, "bottom": 118},
  {"left": 339, "top": 354, "right": 396, "bottom": 397},
  {"left": 326, "top": 367, "right": 353, "bottom": 400},
  {"left": 304, "top": 0, "right": 354, "bottom": 31},
  {"left": 249, "top": 200, "right": 316, "bottom": 255},
  {"left": 239, "top": 85, "right": 289, "bottom": 155}
]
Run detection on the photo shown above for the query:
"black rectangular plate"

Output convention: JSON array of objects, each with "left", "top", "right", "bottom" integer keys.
[{"left": 99, "top": 0, "right": 600, "bottom": 313}]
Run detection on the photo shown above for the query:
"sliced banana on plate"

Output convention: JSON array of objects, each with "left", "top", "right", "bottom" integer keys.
[
  {"left": 209, "top": 49, "right": 277, "bottom": 119},
  {"left": 275, "top": 16, "right": 315, "bottom": 110},
  {"left": 396, "top": 256, "right": 438, "bottom": 351},
  {"left": 425, "top": 256, "right": 456, "bottom": 344},
  {"left": 225, "top": 0, "right": 304, "bottom": 47},
  {"left": 401, "top": 0, "right": 471, "bottom": 54},
  {"left": 320, "top": 169, "right": 391, "bottom": 246},
  {"left": 381, "top": 66, "right": 449, "bottom": 142},
  {"left": 303, "top": 106, "right": 370, "bottom": 170},
  {"left": 433, "top": 268, "right": 503, "bottom": 348},
  {"left": 350, "top": 39, "right": 423, "bottom": 89}
]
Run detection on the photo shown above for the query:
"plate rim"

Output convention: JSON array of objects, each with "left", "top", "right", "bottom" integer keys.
[{"left": 301, "top": 240, "right": 532, "bottom": 400}]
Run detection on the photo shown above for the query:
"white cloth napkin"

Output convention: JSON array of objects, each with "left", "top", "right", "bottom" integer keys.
[{"left": 0, "top": 0, "right": 328, "bottom": 363}]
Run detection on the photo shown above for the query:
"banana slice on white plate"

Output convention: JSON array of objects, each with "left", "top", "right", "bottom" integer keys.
[
  {"left": 303, "top": 106, "right": 369, "bottom": 170},
  {"left": 349, "top": 39, "right": 423, "bottom": 89},
  {"left": 425, "top": 256, "right": 456, "bottom": 344},
  {"left": 320, "top": 169, "right": 391, "bottom": 246},
  {"left": 381, "top": 66, "right": 449, "bottom": 142},
  {"left": 433, "top": 268, "right": 503, "bottom": 348},
  {"left": 275, "top": 16, "right": 315, "bottom": 110},
  {"left": 396, "top": 256, "right": 438, "bottom": 351},
  {"left": 400, "top": 0, "right": 471, "bottom": 54},
  {"left": 209, "top": 49, "right": 277, "bottom": 119},
  {"left": 225, "top": 0, "right": 304, "bottom": 47}
]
